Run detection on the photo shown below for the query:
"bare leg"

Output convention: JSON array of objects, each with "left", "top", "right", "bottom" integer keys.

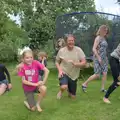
[
  {"left": 101, "top": 72, "right": 107, "bottom": 90},
  {"left": 0, "top": 84, "right": 7, "bottom": 95},
  {"left": 24, "top": 101, "right": 36, "bottom": 111},
  {"left": 24, "top": 101, "right": 30, "bottom": 109},
  {"left": 57, "top": 85, "right": 68, "bottom": 99},
  {"left": 82, "top": 74, "right": 100, "bottom": 92},
  {"left": 31, "top": 106, "right": 36, "bottom": 111},
  {"left": 82, "top": 74, "right": 100, "bottom": 87},
  {"left": 36, "top": 85, "right": 47, "bottom": 112},
  {"left": 69, "top": 94, "right": 76, "bottom": 99}
]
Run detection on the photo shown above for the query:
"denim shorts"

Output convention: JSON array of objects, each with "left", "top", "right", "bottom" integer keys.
[
  {"left": 0, "top": 79, "right": 9, "bottom": 91},
  {"left": 0, "top": 79, "right": 8, "bottom": 85}
]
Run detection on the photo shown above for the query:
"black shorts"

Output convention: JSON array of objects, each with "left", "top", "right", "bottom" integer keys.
[{"left": 59, "top": 74, "right": 77, "bottom": 95}]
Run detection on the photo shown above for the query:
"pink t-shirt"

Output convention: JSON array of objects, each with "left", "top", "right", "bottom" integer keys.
[{"left": 18, "top": 60, "right": 44, "bottom": 92}]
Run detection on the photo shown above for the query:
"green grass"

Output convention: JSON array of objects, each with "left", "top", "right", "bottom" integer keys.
[{"left": 0, "top": 62, "right": 120, "bottom": 120}]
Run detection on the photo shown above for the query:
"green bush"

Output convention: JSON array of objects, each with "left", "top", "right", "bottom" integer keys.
[{"left": 0, "top": 42, "right": 16, "bottom": 62}]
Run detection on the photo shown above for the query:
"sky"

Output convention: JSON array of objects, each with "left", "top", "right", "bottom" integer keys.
[
  {"left": 95, "top": 0, "right": 120, "bottom": 14},
  {"left": 10, "top": 0, "right": 120, "bottom": 25}
]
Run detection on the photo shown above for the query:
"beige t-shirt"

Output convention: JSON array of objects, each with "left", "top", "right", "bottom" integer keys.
[{"left": 56, "top": 46, "right": 85, "bottom": 80}]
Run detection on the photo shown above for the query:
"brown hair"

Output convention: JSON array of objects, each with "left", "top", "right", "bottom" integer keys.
[
  {"left": 38, "top": 51, "right": 47, "bottom": 58},
  {"left": 96, "top": 25, "right": 109, "bottom": 36},
  {"left": 64, "top": 34, "right": 75, "bottom": 42}
]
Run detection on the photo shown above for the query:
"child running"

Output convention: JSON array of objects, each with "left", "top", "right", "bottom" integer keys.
[
  {"left": 38, "top": 52, "right": 47, "bottom": 80},
  {"left": 0, "top": 64, "right": 12, "bottom": 95},
  {"left": 18, "top": 49, "right": 49, "bottom": 112}
]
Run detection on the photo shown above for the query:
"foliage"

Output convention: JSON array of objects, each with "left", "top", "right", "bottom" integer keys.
[
  {"left": 0, "top": 0, "right": 96, "bottom": 61},
  {"left": 56, "top": 12, "right": 120, "bottom": 57},
  {"left": 0, "top": 0, "right": 28, "bottom": 61},
  {"left": 1, "top": 65, "right": 120, "bottom": 120},
  {"left": 20, "top": 0, "right": 96, "bottom": 49}
]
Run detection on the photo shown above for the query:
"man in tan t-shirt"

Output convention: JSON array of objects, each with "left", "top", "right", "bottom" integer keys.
[{"left": 55, "top": 34, "right": 86, "bottom": 99}]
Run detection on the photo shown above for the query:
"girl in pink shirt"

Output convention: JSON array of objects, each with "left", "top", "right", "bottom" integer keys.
[{"left": 18, "top": 49, "right": 49, "bottom": 112}]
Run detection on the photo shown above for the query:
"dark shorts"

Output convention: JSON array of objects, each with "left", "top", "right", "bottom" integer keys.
[
  {"left": 24, "top": 88, "right": 40, "bottom": 108},
  {"left": 59, "top": 74, "right": 77, "bottom": 95}
]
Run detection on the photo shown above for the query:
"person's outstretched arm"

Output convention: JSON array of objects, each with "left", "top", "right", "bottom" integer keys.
[{"left": 4, "top": 66, "right": 12, "bottom": 89}]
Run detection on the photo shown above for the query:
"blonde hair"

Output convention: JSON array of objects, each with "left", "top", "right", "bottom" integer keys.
[
  {"left": 21, "top": 49, "right": 33, "bottom": 59},
  {"left": 96, "top": 25, "right": 109, "bottom": 36},
  {"left": 38, "top": 51, "right": 47, "bottom": 58},
  {"left": 56, "top": 38, "right": 66, "bottom": 49}
]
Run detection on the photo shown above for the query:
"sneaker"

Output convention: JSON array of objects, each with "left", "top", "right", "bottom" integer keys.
[
  {"left": 36, "top": 103, "right": 42, "bottom": 112},
  {"left": 82, "top": 85, "right": 87, "bottom": 93},
  {"left": 103, "top": 97, "right": 111, "bottom": 104},
  {"left": 118, "top": 76, "right": 120, "bottom": 81},
  {"left": 24, "top": 101, "right": 30, "bottom": 109},
  {"left": 67, "top": 91, "right": 71, "bottom": 98},
  {"left": 117, "top": 82, "right": 120, "bottom": 86},
  {"left": 57, "top": 91, "right": 62, "bottom": 99},
  {"left": 101, "top": 89, "right": 107, "bottom": 93}
]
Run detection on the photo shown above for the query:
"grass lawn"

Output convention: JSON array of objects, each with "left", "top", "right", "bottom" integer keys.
[{"left": 0, "top": 61, "right": 120, "bottom": 120}]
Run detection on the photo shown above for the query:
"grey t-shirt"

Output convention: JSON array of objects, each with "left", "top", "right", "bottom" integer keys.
[{"left": 56, "top": 46, "right": 85, "bottom": 80}]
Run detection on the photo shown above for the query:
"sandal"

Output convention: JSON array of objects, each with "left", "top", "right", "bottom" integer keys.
[
  {"left": 57, "top": 91, "right": 62, "bottom": 99},
  {"left": 101, "top": 89, "right": 107, "bottom": 93},
  {"left": 82, "top": 85, "right": 87, "bottom": 93},
  {"left": 103, "top": 97, "right": 111, "bottom": 104}
]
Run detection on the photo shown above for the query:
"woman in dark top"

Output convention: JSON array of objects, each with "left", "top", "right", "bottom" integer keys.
[
  {"left": 0, "top": 64, "right": 12, "bottom": 95},
  {"left": 103, "top": 44, "right": 120, "bottom": 104}
]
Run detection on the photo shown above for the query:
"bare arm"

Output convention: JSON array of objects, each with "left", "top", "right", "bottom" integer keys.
[
  {"left": 41, "top": 59, "right": 44, "bottom": 64},
  {"left": 42, "top": 67, "right": 49, "bottom": 84},
  {"left": 55, "top": 60, "right": 62, "bottom": 73},
  {"left": 16, "top": 62, "right": 24, "bottom": 72},
  {"left": 55, "top": 59, "right": 65, "bottom": 78},
  {"left": 92, "top": 37, "right": 101, "bottom": 60},
  {"left": 4, "top": 66, "right": 11, "bottom": 83},
  {"left": 55, "top": 49, "right": 65, "bottom": 78},
  {"left": 22, "top": 77, "right": 38, "bottom": 86},
  {"left": 55, "top": 49, "right": 63, "bottom": 73}
]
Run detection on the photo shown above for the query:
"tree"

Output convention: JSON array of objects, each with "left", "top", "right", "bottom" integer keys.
[
  {"left": 0, "top": 0, "right": 28, "bottom": 61},
  {"left": 19, "top": 0, "right": 96, "bottom": 49}
]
